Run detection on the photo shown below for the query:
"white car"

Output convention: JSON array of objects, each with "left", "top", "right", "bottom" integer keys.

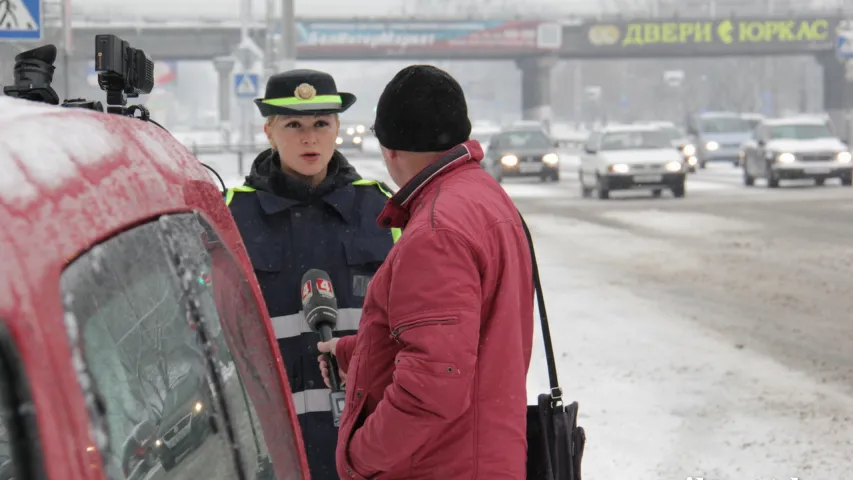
[
  {"left": 740, "top": 117, "right": 853, "bottom": 188},
  {"left": 579, "top": 125, "right": 687, "bottom": 199}
]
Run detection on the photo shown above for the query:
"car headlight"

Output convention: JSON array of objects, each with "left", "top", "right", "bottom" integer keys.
[
  {"left": 155, "top": 439, "right": 162, "bottom": 447},
  {"left": 682, "top": 144, "right": 696, "bottom": 156},
  {"left": 356, "top": 125, "right": 365, "bottom": 134},
  {"left": 501, "top": 155, "right": 519, "bottom": 166},
  {"left": 542, "top": 153, "right": 559, "bottom": 165},
  {"left": 353, "top": 136, "right": 362, "bottom": 144},
  {"left": 346, "top": 127, "right": 355, "bottom": 135},
  {"left": 777, "top": 152, "right": 796, "bottom": 163},
  {"left": 610, "top": 163, "right": 630, "bottom": 173},
  {"left": 665, "top": 161, "right": 682, "bottom": 172},
  {"left": 687, "top": 156, "right": 698, "bottom": 166},
  {"left": 705, "top": 141, "right": 719, "bottom": 151},
  {"left": 335, "top": 137, "right": 343, "bottom": 145},
  {"left": 194, "top": 401, "right": 203, "bottom": 413},
  {"left": 837, "top": 151, "right": 852, "bottom": 163}
]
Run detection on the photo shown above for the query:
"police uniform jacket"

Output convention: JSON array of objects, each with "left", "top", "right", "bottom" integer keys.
[{"left": 226, "top": 148, "right": 398, "bottom": 479}]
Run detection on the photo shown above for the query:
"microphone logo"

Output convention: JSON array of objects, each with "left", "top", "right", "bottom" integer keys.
[
  {"left": 316, "top": 278, "right": 334, "bottom": 298},
  {"left": 301, "top": 280, "right": 313, "bottom": 304}
]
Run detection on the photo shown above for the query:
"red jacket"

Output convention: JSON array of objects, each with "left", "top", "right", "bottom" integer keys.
[{"left": 334, "top": 141, "right": 534, "bottom": 479}]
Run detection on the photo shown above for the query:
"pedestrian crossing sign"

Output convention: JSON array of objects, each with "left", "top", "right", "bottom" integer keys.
[
  {"left": 234, "top": 73, "right": 260, "bottom": 99},
  {"left": 0, "top": 0, "right": 42, "bottom": 40},
  {"left": 837, "top": 31, "right": 853, "bottom": 60}
]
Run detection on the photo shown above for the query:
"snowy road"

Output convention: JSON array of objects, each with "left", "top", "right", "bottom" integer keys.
[{"left": 200, "top": 150, "right": 853, "bottom": 478}]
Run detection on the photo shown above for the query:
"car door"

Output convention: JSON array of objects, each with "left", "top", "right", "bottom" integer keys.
[
  {"left": 580, "top": 132, "right": 601, "bottom": 183},
  {"left": 748, "top": 125, "right": 769, "bottom": 177},
  {"left": 741, "top": 126, "right": 759, "bottom": 169},
  {"left": 0, "top": 321, "right": 49, "bottom": 480}
]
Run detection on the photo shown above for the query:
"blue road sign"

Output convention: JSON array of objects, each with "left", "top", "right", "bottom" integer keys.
[
  {"left": 234, "top": 73, "right": 260, "bottom": 99},
  {"left": 837, "top": 33, "right": 853, "bottom": 60},
  {"left": 0, "top": 0, "right": 42, "bottom": 41}
]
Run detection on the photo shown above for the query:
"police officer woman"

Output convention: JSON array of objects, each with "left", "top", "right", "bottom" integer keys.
[{"left": 225, "top": 69, "right": 399, "bottom": 479}]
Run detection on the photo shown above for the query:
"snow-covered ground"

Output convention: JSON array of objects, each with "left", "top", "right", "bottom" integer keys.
[{"left": 527, "top": 216, "right": 852, "bottom": 479}]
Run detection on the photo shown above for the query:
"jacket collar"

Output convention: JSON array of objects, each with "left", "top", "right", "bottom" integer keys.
[
  {"left": 256, "top": 182, "right": 357, "bottom": 221},
  {"left": 378, "top": 140, "right": 483, "bottom": 229}
]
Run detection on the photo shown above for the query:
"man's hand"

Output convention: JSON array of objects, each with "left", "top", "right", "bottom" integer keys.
[{"left": 317, "top": 338, "right": 346, "bottom": 388}]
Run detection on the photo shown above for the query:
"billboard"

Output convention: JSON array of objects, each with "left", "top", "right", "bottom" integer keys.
[
  {"left": 560, "top": 16, "right": 841, "bottom": 58},
  {"left": 295, "top": 20, "right": 562, "bottom": 56}
]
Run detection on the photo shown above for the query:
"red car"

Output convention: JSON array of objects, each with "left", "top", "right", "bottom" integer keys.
[{"left": 0, "top": 97, "right": 309, "bottom": 479}]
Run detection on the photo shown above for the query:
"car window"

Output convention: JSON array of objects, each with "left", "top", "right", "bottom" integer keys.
[
  {"left": 600, "top": 130, "right": 671, "bottom": 150},
  {"left": 657, "top": 127, "right": 683, "bottom": 141},
  {"left": 495, "top": 131, "right": 551, "bottom": 149},
  {"left": 768, "top": 124, "right": 833, "bottom": 140},
  {"left": 698, "top": 116, "right": 751, "bottom": 133},
  {"left": 60, "top": 213, "right": 302, "bottom": 479}
]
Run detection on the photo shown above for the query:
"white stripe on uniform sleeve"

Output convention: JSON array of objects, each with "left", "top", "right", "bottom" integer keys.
[
  {"left": 292, "top": 388, "right": 332, "bottom": 415},
  {"left": 270, "top": 307, "right": 362, "bottom": 340}
]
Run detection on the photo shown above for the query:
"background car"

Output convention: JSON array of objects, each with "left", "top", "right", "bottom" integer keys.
[
  {"left": 579, "top": 124, "right": 686, "bottom": 199},
  {"left": 740, "top": 116, "right": 853, "bottom": 188},
  {"left": 638, "top": 121, "right": 698, "bottom": 172},
  {"left": 336, "top": 123, "right": 368, "bottom": 152},
  {"left": 687, "top": 111, "right": 754, "bottom": 168},
  {"left": 154, "top": 370, "right": 216, "bottom": 471},
  {"left": 483, "top": 126, "right": 561, "bottom": 182}
]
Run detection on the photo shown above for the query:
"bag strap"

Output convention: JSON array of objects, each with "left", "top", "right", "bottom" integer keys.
[{"left": 517, "top": 210, "right": 563, "bottom": 404}]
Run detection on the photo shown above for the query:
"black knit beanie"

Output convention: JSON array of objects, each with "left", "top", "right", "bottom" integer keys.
[{"left": 373, "top": 65, "right": 472, "bottom": 152}]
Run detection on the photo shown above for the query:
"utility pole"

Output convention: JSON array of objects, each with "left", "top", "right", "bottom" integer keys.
[
  {"left": 265, "top": 0, "right": 276, "bottom": 79},
  {"left": 61, "top": 0, "right": 72, "bottom": 99},
  {"left": 235, "top": 0, "right": 262, "bottom": 148},
  {"left": 279, "top": 0, "right": 296, "bottom": 72}
]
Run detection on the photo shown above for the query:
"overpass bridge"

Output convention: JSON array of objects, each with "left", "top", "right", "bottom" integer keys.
[{"left": 27, "top": 14, "right": 853, "bottom": 131}]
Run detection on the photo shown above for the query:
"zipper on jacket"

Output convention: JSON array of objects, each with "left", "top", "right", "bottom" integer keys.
[{"left": 390, "top": 319, "right": 452, "bottom": 343}]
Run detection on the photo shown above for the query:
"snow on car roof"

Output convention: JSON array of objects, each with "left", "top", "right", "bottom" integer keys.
[
  {"left": 762, "top": 116, "right": 828, "bottom": 126},
  {"left": 601, "top": 124, "right": 659, "bottom": 133},
  {"left": 0, "top": 96, "right": 211, "bottom": 207},
  {"left": 0, "top": 96, "right": 219, "bottom": 314}
]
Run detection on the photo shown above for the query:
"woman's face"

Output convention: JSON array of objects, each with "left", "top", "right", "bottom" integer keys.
[{"left": 264, "top": 114, "right": 340, "bottom": 178}]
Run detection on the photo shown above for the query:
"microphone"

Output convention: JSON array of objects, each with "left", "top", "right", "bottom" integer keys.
[{"left": 300, "top": 269, "right": 345, "bottom": 426}]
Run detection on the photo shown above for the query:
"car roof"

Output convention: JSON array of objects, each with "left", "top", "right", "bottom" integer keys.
[
  {"left": 0, "top": 97, "right": 222, "bottom": 302},
  {"left": 762, "top": 116, "right": 828, "bottom": 126},
  {"left": 636, "top": 121, "right": 676, "bottom": 127},
  {"left": 599, "top": 124, "right": 659, "bottom": 133},
  {"left": 497, "top": 126, "right": 548, "bottom": 134}
]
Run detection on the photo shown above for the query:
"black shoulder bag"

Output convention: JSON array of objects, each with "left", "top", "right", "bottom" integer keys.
[{"left": 519, "top": 212, "right": 586, "bottom": 480}]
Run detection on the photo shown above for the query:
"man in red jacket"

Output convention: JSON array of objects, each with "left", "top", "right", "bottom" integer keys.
[{"left": 318, "top": 65, "right": 534, "bottom": 479}]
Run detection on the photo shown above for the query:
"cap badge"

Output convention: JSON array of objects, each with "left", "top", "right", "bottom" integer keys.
[{"left": 294, "top": 83, "right": 317, "bottom": 100}]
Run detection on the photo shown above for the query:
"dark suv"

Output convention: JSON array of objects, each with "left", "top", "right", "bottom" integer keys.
[
  {"left": 154, "top": 372, "right": 215, "bottom": 471},
  {"left": 483, "top": 127, "right": 561, "bottom": 182}
]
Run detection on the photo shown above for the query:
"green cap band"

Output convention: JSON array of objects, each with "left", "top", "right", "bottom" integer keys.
[{"left": 262, "top": 95, "right": 343, "bottom": 111}]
